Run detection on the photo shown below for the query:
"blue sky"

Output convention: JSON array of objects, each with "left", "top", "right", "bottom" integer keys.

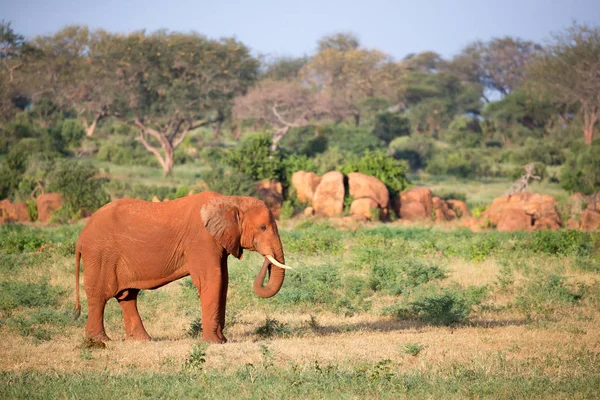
[{"left": 3, "top": 0, "right": 599, "bottom": 60}]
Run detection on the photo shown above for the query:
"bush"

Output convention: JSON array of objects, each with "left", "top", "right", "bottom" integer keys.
[
  {"left": 560, "top": 146, "right": 600, "bottom": 194},
  {"left": 339, "top": 150, "right": 410, "bottom": 195},
  {"left": 372, "top": 112, "right": 411, "bottom": 144},
  {"left": 369, "top": 259, "right": 447, "bottom": 295},
  {"left": 96, "top": 138, "right": 157, "bottom": 167},
  {"left": 280, "top": 154, "right": 317, "bottom": 188},
  {"left": 254, "top": 317, "right": 291, "bottom": 338},
  {"left": 201, "top": 167, "right": 258, "bottom": 197},
  {"left": 278, "top": 126, "right": 328, "bottom": 157},
  {"left": 46, "top": 160, "right": 110, "bottom": 214},
  {"left": 0, "top": 280, "right": 63, "bottom": 313},
  {"left": 389, "top": 135, "right": 435, "bottom": 170},
  {"left": 510, "top": 138, "right": 566, "bottom": 166},
  {"left": 226, "top": 132, "right": 281, "bottom": 181},
  {"left": 56, "top": 119, "right": 85, "bottom": 148},
  {"left": 314, "top": 148, "right": 359, "bottom": 176},
  {"left": 516, "top": 274, "right": 585, "bottom": 319},
  {"left": 320, "top": 124, "right": 384, "bottom": 155},
  {"left": 445, "top": 116, "right": 483, "bottom": 148},
  {"left": 425, "top": 149, "right": 490, "bottom": 179},
  {"left": 104, "top": 181, "right": 179, "bottom": 201}
]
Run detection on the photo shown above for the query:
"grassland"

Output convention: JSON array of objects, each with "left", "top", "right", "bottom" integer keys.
[{"left": 1, "top": 220, "right": 599, "bottom": 399}]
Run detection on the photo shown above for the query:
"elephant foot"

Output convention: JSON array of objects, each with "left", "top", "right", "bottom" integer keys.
[
  {"left": 90, "top": 332, "right": 111, "bottom": 342},
  {"left": 203, "top": 333, "right": 227, "bottom": 344},
  {"left": 126, "top": 331, "right": 152, "bottom": 341}
]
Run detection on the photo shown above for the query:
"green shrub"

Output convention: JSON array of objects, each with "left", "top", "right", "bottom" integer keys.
[
  {"left": 46, "top": 160, "right": 110, "bottom": 214},
  {"left": 0, "top": 225, "right": 49, "bottom": 254},
  {"left": 184, "top": 343, "right": 208, "bottom": 370},
  {"left": 280, "top": 154, "right": 317, "bottom": 188},
  {"left": 0, "top": 280, "right": 63, "bottom": 313},
  {"left": 510, "top": 138, "right": 566, "bottom": 166},
  {"left": 369, "top": 259, "right": 447, "bottom": 295},
  {"left": 445, "top": 116, "right": 483, "bottom": 148},
  {"left": 372, "top": 112, "right": 411, "bottom": 144},
  {"left": 339, "top": 150, "right": 410, "bottom": 195},
  {"left": 226, "top": 132, "right": 281, "bottom": 181},
  {"left": 104, "top": 181, "right": 179, "bottom": 201},
  {"left": 314, "top": 148, "right": 359, "bottom": 175},
  {"left": 402, "top": 343, "right": 425, "bottom": 356},
  {"left": 389, "top": 136, "right": 435, "bottom": 170},
  {"left": 426, "top": 149, "right": 490, "bottom": 179},
  {"left": 407, "top": 291, "right": 471, "bottom": 326},
  {"left": 96, "top": 138, "right": 157, "bottom": 167},
  {"left": 279, "top": 200, "right": 294, "bottom": 220},
  {"left": 278, "top": 126, "right": 328, "bottom": 157},
  {"left": 516, "top": 274, "right": 585, "bottom": 319},
  {"left": 187, "top": 318, "right": 202, "bottom": 338},
  {"left": 56, "top": 119, "right": 85, "bottom": 148},
  {"left": 201, "top": 167, "right": 258, "bottom": 197},
  {"left": 320, "top": 125, "right": 384, "bottom": 154},
  {"left": 560, "top": 145, "right": 600, "bottom": 194},
  {"left": 255, "top": 317, "right": 291, "bottom": 338}
]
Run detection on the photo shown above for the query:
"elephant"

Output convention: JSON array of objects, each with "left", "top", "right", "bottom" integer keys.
[{"left": 73, "top": 191, "right": 292, "bottom": 344}]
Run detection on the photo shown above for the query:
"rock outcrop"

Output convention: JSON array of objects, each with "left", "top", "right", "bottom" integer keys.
[
  {"left": 291, "top": 171, "right": 321, "bottom": 204},
  {"left": 447, "top": 200, "right": 471, "bottom": 218},
  {"left": 36, "top": 193, "right": 63, "bottom": 223},
  {"left": 347, "top": 173, "right": 389, "bottom": 220},
  {"left": 313, "top": 171, "right": 345, "bottom": 217},
  {"left": 481, "top": 192, "right": 561, "bottom": 231},
  {"left": 0, "top": 199, "right": 30, "bottom": 223},
  {"left": 396, "top": 187, "right": 433, "bottom": 221}
]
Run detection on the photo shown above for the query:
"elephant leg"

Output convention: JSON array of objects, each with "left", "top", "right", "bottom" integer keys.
[
  {"left": 216, "top": 257, "right": 229, "bottom": 342},
  {"left": 86, "top": 297, "right": 111, "bottom": 342},
  {"left": 117, "top": 289, "right": 151, "bottom": 341},
  {"left": 192, "top": 258, "right": 227, "bottom": 344}
]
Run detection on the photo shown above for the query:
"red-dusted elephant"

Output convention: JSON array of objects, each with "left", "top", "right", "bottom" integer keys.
[{"left": 73, "top": 192, "right": 291, "bottom": 344}]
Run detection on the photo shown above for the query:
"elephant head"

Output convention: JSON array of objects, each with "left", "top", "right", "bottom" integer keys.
[{"left": 201, "top": 195, "right": 291, "bottom": 298}]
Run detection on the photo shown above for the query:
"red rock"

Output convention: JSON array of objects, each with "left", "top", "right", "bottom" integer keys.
[
  {"left": 432, "top": 196, "right": 454, "bottom": 222},
  {"left": 350, "top": 198, "right": 380, "bottom": 221},
  {"left": 580, "top": 209, "right": 600, "bottom": 231},
  {"left": 347, "top": 173, "right": 389, "bottom": 209},
  {"left": 313, "top": 171, "right": 345, "bottom": 217},
  {"left": 496, "top": 208, "right": 532, "bottom": 231},
  {"left": 291, "top": 171, "right": 321, "bottom": 204},
  {"left": 447, "top": 200, "right": 471, "bottom": 218},
  {"left": 481, "top": 192, "right": 561, "bottom": 231},
  {"left": 396, "top": 187, "right": 433, "bottom": 220},
  {"left": 36, "top": 193, "right": 63, "bottom": 222},
  {"left": 0, "top": 200, "right": 30, "bottom": 223}
]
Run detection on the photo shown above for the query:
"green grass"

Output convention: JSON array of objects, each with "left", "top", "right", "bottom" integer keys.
[{"left": 0, "top": 222, "right": 599, "bottom": 399}]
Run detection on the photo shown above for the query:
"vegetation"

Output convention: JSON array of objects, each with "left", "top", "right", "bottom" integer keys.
[{"left": 0, "top": 223, "right": 599, "bottom": 398}]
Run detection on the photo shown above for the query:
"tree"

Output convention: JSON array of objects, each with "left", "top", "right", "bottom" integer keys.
[
  {"left": 301, "top": 33, "right": 395, "bottom": 125},
  {"left": 0, "top": 20, "right": 30, "bottom": 120},
  {"left": 261, "top": 55, "right": 308, "bottom": 81},
  {"left": 233, "top": 79, "right": 321, "bottom": 149},
  {"left": 101, "top": 30, "right": 258, "bottom": 175},
  {"left": 450, "top": 37, "right": 539, "bottom": 100},
  {"left": 528, "top": 23, "right": 600, "bottom": 145}
]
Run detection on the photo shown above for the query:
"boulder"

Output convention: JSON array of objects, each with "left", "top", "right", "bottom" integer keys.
[
  {"left": 496, "top": 208, "right": 532, "bottom": 232},
  {"left": 396, "top": 187, "right": 433, "bottom": 221},
  {"left": 36, "top": 193, "right": 63, "bottom": 222},
  {"left": 447, "top": 200, "right": 471, "bottom": 218},
  {"left": 313, "top": 171, "right": 345, "bottom": 217},
  {"left": 303, "top": 207, "right": 315, "bottom": 217},
  {"left": 347, "top": 173, "right": 389, "bottom": 209},
  {"left": 566, "top": 218, "right": 580, "bottom": 230},
  {"left": 481, "top": 192, "right": 561, "bottom": 231},
  {"left": 256, "top": 179, "right": 283, "bottom": 218},
  {"left": 0, "top": 200, "right": 30, "bottom": 223},
  {"left": 432, "top": 196, "right": 454, "bottom": 222},
  {"left": 580, "top": 209, "right": 600, "bottom": 231},
  {"left": 291, "top": 171, "right": 322, "bottom": 204},
  {"left": 350, "top": 198, "right": 379, "bottom": 221}
]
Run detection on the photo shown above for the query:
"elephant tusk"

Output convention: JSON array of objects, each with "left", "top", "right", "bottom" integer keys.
[{"left": 265, "top": 255, "right": 293, "bottom": 270}]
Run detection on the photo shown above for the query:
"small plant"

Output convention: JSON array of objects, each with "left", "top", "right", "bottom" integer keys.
[
  {"left": 255, "top": 317, "right": 291, "bottom": 339},
  {"left": 187, "top": 318, "right": 202, "bottom": 338},
  {"left": 497, "top": 262, "right": 514, "bottom": 292},
  {"left": 280, "top": 200, "right": 294, "bottom": 220},
  {"left": 402, "top": 343, "right": 425, "bottom": 356},
  {"left": 184, "top": 343, "right": 208, "bottom": 371},
  {"left": 259, "top": 343, "right": 274, "bottom": 368}
]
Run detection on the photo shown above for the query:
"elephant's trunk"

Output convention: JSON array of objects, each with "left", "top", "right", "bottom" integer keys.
[{"left": 253, "top": 249, "right": 286, "bottom": 298}]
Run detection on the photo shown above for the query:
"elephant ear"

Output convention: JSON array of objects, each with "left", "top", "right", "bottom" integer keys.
[{"left": 201, "top": 198, "right": 243, "bottom": 259}]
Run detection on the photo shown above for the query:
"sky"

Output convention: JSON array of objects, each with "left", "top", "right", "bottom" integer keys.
[{"left": 2, "top": 0, "right": 600, "bottom": 60}]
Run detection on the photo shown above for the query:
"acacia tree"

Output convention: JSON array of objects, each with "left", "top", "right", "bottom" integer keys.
[
  {"left": 450, "top": 37, "right": 539, "bottom": 101},
  {"left": 528, "top": 23, "right": 600, "bottom": 145},
  {"left": 0, "top": 21, "right": 31, "bottom": 120},
  {"left": 233, "top": 79, "right": 321, "bottom": 149},
  {"left": 300, "top": 33, "right": 395, "bottom": 126},
  {"left": 101, "top": 30, "right": 258, "bottom": 175},
  {"left": 25, "top": 26, "right": 109, "bottom": 133}
]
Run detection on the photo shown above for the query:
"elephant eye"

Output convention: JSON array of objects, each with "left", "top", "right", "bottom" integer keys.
[{"left": 258, "top": 224, "right": 267, "bottom": 231}]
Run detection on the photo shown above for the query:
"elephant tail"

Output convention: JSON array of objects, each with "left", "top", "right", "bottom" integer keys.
[{"left": 73, "top": 244, "right": 81, "bottom": 320}]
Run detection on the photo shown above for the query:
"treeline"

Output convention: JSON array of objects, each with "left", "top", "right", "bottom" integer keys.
[{"left": 0, "top": 21, "right": 599, "bottom": 211}]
